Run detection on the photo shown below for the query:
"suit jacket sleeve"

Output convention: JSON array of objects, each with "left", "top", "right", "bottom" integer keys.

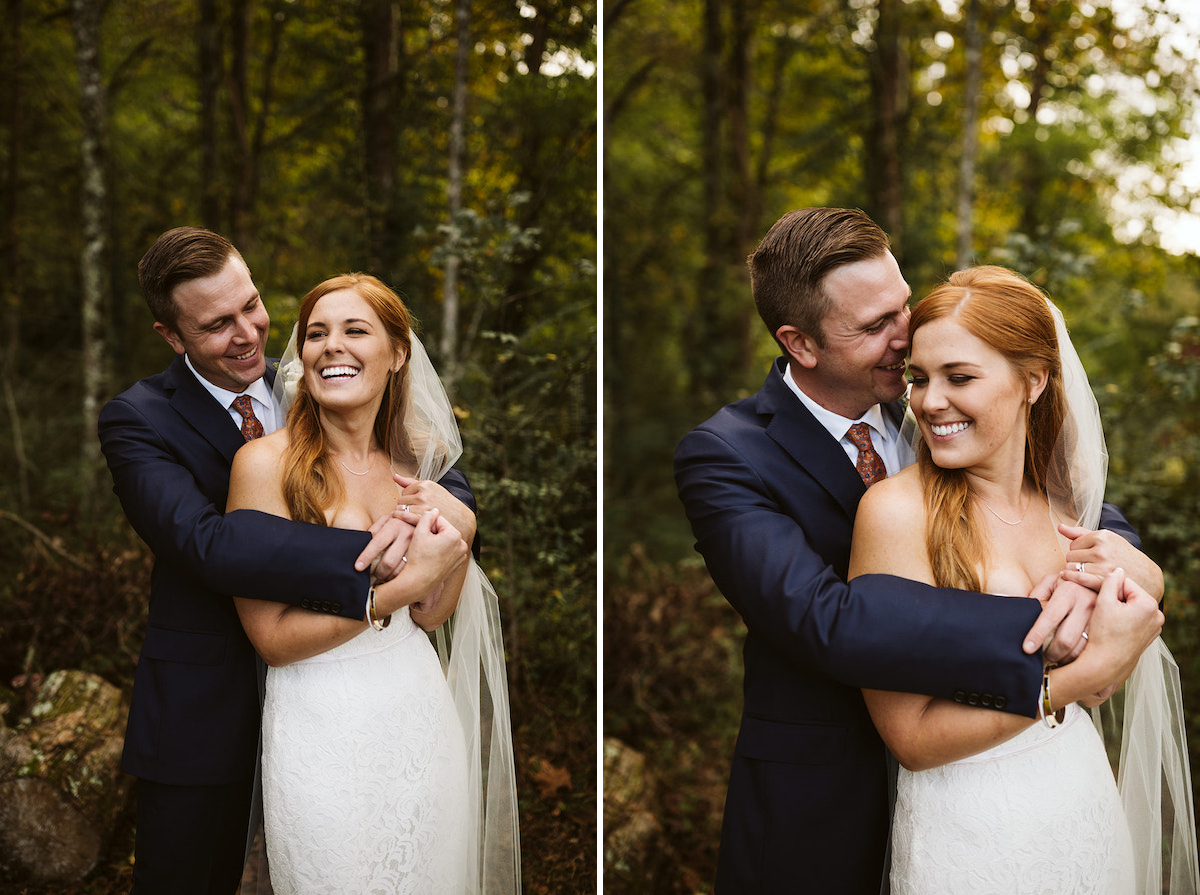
[
  {"left": 99, "top": 394, "right": 478, "bottom": 620},
  {"left": 675, "top": 424, "right": 1044, "bottom": 717},
  {"left": 1099, "top": 501, "right": 1141, "bottom": 549}
]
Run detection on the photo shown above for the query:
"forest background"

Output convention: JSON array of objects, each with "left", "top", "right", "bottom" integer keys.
[
  {"left": 0, "top": 0, "right": 596, "bottom": 892},
  {"left": 605, "top": 0, "right": 1200, "bottom": 891}
]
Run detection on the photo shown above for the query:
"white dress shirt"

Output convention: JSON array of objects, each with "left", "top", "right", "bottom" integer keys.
[
  {"left": 184, "top": 354, "right": 283, "bottom": 435},
  {"left": 783, "top": 363, "right": 914, "bottom": 476}
]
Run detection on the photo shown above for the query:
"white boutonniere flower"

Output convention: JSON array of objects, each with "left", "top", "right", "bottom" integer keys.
[
  {"left": 280, "top": 357, "right": 303, "bottom": 402},
  {"left": 899, "top": 380, "right": 919, "bottom": 448}
]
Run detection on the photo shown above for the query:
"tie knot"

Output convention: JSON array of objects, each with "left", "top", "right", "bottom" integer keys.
[
  {"left": 231, "top": 395, "right": 255, "bottom": 418},
  {"left": 231, "top": 395, "right": 265, "bottom": 441},
  {"left": 846, "top": 422, "right": 874, "bottom": 451}
]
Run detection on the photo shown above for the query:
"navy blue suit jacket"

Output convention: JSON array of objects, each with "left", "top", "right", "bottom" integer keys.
[
  {"left": 674, "top": 358, "right": 1139, "bottom": 895},
  {"left": 99, "top": 354, "right": 476, "bottom": 786}
]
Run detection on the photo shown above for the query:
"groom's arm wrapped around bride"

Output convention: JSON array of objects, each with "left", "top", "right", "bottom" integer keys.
[
  {"left": 99, "top": 380, "right": 476, "bottom": 622},
  {"left": 676, "top": 394, "right": 1045, "bottom": 715}
]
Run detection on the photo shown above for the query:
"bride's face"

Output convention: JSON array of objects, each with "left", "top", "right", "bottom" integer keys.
[
  {"left": 908, "top": 315, "right": 1045, "bottom": 474},
  {"left": 300, "top": 288, "right": 405, "bottom": 412}
]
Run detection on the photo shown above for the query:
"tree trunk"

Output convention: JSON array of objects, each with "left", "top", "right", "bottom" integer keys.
[
  {"left": 198, "top": 0, "right": 221, "bottom": 229},
  {"left": 441, "top": 0, "right": 471, "bottom": 378},
  {"left": 72, "top": 0, "right": 109, "bottom": 510},
  {"left": 956, "top": 0, "right": 981, "bottom": 267},
  {"left": 865, "top": 0, "right": 908, "bottom": 254},
  {"left": 1020, "top": 0, "right": 1050, "bottom": 240},
  {"left": 2, "top": 0, "right": 28, "bottom": 511},
  {"left": 228, "top": 0, "right": 252, "bottom": 248},
  {"left": 360, "top": 0, "right": 404, "bottom": 276}
]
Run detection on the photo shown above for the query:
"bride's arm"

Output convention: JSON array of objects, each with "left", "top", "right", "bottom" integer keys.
[
  {"left": 228, "top": 446, "right": 473, "bottom": 665},
  {"left": 227, "top": 440, "right": 372, "bottom": 666},
  {"left": 850, "top": 477, "right": 1036, "bottom": 771}
]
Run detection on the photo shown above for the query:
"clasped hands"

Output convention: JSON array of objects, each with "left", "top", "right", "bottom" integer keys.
[
  {"left": 1022, "top": 524, "right": 1164, "bottom": 705},
  {"left": 353, "top": 475, "right": 475, "bottom": 630}
]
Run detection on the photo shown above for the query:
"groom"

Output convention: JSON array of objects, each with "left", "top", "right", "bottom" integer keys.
[
  {"left": 99, "top": 227, "right": 477, "bottom": 894},
  {"left": 674, "top": 207, "right": 1163, "bottom": 894}
]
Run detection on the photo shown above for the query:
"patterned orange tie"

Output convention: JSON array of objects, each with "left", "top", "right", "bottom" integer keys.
[
  {"left": 847, "top": 422, "right": 887, "bottom": 487},
  {"left": 231, "top": 395, "right": 264, "bottom": 441}
]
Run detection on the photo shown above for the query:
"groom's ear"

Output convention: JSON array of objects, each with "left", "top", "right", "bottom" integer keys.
[
  {"left": 153, "top": 321, "right": 187, "bottom": 356},
  {"left": 776, "top": 325, "right": 820, "bottom": 370}
]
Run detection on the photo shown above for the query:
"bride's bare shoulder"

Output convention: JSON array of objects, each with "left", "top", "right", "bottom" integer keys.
[
  {"left": 850, "top": 465, "right": 929, "bottom": 578},
  {"left": 228, "top": 430, "right": 291, "bottom": 513},
  {"left": 857, "top": 465, "right": 925, "bottom": 522}
]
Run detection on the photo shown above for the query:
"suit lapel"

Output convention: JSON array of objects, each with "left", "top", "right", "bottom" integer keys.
[
  {"left": 163, "top": 356, "right": 246, "bottom": 464},
  {"left": 758, "top": 359, "right": 865, "bottom": 521}
]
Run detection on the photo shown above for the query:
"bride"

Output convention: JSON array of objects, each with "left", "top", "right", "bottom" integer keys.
[
  {"left": 849, "top": 266, "right": 1197, "bottom": 894},
  {"left": 226, "top": 273, "right": 519, "bottom": 894}
]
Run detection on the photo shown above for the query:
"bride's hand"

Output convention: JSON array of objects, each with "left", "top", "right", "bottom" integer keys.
[
  {"left": 1059, "top": 524, "right": 1164, "bottom": 601},
  {"left": 384, "top": 509, "right": 467, "bottom": 609},
  {"left": 410, "top": 582, "right": 447, "bottom": 632},
  {"left": 393, "top": 475, "right": 477, "bottom": 546}
]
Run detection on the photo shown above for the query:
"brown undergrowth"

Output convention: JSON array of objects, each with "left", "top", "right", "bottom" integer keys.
[
  {"left": 603, "top": 547, "right": 745, "bottom": 894},
  {"left": 0, "top": 523, "right": 596, "bottom": 894}
]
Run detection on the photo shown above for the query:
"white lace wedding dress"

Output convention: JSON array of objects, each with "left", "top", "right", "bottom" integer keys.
[
  {"left": 890, "top": 701, "right": 1135, "bottom": 894},
  {"left": 261, "top": 606, "right": 470, "bottom": 894}
]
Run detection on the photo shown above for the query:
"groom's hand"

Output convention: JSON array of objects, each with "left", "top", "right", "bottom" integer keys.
[
  {"left": 1023, "top": 572, "right": 1097, "bottom": 664},
  {"left": 354, "top": 513, "right": 417, "bottom": 582}
]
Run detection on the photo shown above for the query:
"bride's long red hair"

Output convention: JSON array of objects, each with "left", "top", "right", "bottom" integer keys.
[
  {"left": 911, "top": 266, "right": 1068, "bottom": 591},
  {"left": 281, "top": 274, "right": 417, "bottom": 525}
]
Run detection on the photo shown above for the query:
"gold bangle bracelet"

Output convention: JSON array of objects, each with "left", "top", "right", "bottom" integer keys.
[{"left": 1042, "top": 670, "right": 1060, "bottom": 728}]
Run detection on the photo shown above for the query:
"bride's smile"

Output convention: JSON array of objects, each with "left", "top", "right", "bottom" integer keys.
[
  {"left": 301, "top": 288, "right": 405, "bottom": 411},
  {"left": 908, "top": 315, "right": 1044, "bottom": 475}
]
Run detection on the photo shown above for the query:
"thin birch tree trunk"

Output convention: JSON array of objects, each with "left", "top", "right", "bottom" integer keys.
[
  {"left": 72, "top": 0, "right": 109, "bottom": 509},
  {"left": 441, "top": 0, "right": 471, "bottom": 379}
]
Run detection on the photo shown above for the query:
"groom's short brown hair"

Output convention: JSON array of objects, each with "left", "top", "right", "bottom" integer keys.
[
  {"left": 749, "top": 208, "right": 891, "bottom": 349},
  {"left": 139, "top": 227, "right": 247, "bottom": 332}
]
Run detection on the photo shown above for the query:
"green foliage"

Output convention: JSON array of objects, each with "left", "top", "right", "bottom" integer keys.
[
  {"left": 0, "top": 1, "right": 595, "bottom": 889},
  {"left": 605, "top": 1, "right": 1200, "bottom": 889}
]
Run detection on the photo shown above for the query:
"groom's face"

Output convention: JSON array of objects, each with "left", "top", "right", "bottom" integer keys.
[
  {"left": 792, "top": 252, "right": 912, "bottom": 418},
  {"left": 153, "top": 255, "right": 270, "bottom": 393}
]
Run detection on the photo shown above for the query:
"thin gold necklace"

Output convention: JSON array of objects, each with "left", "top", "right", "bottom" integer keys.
[
  {"left": 335, "top": 451, "right": 376, "bottom": 477},
  {"left": 977, "top": 493, "right": 1030, "bottom": 526}
]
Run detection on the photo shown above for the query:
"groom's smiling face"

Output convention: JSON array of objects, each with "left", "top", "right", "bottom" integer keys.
[
  {"left": 780, "top": 251, "right": 912, "bottom": 419},
  {"left": 154, "top": 255, "right": 270, "bottom": 393}
]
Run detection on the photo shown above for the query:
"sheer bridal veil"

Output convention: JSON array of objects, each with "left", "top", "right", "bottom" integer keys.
[
  {"left": 1045, "top": 298, "right": 1197, "bottom": 895},
  {"left": 269, "top": 323, "right": 521, "bottom": 894}
]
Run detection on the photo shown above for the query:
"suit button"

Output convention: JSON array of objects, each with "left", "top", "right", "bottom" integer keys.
[
  {"left": 323, "top": 601, "right": 334, "bottom": 613},
  {"left": 981, "top": 694, "right": 994, "bottom": 707},
  {"left": 953, "top": 690, "right": 966, "bottom": 703},
  {"left": 300, "top": 599, "right": 312, "bottom": 610},
  {"left": 995, "top": 696, "right": 1007, "bottom": 709},
  {"left": 968, "top": 692, "right": 980, "bottom": 706}
]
